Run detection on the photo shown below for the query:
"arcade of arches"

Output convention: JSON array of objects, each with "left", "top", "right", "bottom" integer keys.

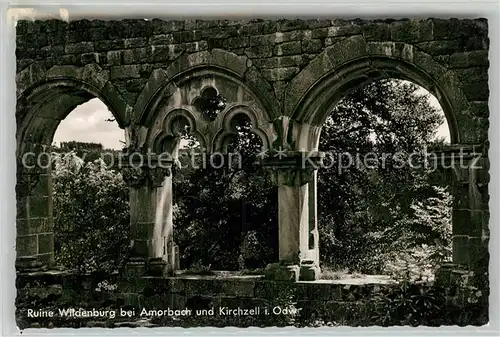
[{"left": 16, "top": 18, "right": 489, "bottom": 281}]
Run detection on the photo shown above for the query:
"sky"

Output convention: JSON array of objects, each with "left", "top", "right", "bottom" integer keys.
[{"left": 53, "top": 87, "right": 451, "bottom": 150}]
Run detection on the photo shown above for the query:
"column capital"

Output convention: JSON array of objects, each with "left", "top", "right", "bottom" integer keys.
[
  {"left": 261, "top": 151, "right": 324, "bottom": 187},
  {"left": 121, "top": 153, "right": 173, "bottom": 188}
]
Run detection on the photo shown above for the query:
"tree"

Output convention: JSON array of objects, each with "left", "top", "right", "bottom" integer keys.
[
  {"left": 52, "top": 151, "right": 130, "bottom": 275},
  {"left": 317, "top": 79, "right": 450, "bottom": 273}
]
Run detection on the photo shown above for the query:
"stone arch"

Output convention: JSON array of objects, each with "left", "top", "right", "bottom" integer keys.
[
  {"left": 285, "top": 37, "right": 472, "bottom": 150},
  {"left": 149, "top": 108, "right": 208, "bottom": 153},
  {"left": 212, "top": 104, "right": 274, "bottom": 153},
  {"left": 17, "top": 63, "right": 130, "bottom": 149},
  {"left": 15, "top": 62, "right": 130, "bottom": 269},
  {"left": 134, "top": 49, "right": 281, "bottom": 128}
]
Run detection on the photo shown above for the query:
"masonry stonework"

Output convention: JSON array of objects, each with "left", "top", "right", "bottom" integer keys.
[{"left": 16, "top": 18, "right": 490, "bottom": 281}]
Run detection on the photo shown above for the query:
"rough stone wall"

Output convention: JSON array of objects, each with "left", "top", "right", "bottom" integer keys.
[
  {"left": 16, "top": 272, "right": 488, "bottom": 328},
  {"left": 16, "top": 18, "right": 489, "bottom": 142},
  {"left": 15, "top": 18, "right": 490, "bottom": 274}
]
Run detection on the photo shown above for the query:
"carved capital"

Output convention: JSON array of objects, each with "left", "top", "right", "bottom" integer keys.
[
  {"left": 261, "top": 151, "right": 324, "bottom": 187},
  {"left": 265, "top": 165, "right": 315, "bottom": 187},
  {"left": 121, "top": 153, "right": 173, "bottom": 188},
  {"left": 122, "top": 166, "right": 148, "bottom": 187},
  {"left": 148, "top": 167, "right": 171, "bottom": 187}
]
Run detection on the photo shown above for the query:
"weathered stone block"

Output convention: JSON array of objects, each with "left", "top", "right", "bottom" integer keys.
[
  {"left": 124, "top": 37, "right": 148, "bottom": 48},
  {"left": 449, "top": 50, "right": 489, "bottom": 68},
  {"left": 55, "top": 54, "right": 78, "bottom": 66},
  {"left": 202, "top": 26, "right": 239, "bottom": 40},
  {"left": 126, "top": 78, "right": 146, "bottom": 93},
  {"left": 326, "top": 35, "right": 367, "bottom": 67},
  {"left": 151, "top": 44, "right": 184, "bottom": 63},
  {"left": 253, "top": 55, "right": 304, "bottom": 69},
  {"left": 80, "top": 52, "right": 99, "bottom": 64},
  {"left": 184, "top": 41, "right": 209, "bottom": 53},
  {"left": 367, "top": 41, "right": 414, "bottom": 61},
  {"left": 16, "top": 234, "right": 38, "bottom": 257},
  {"left": 417, "top": 40, "right": 461, "bottom": 56},
  {"left": 452, "top": 235, "right": 470, "bottom": 266},
  {"left": 244, "top": 45, "right": 272, "bottom": 58},
  {"left": 222, "top": 36, "right": 249, "bottom": 49},
  {"left": 122, "top": 47, "right": 150, "bottom": 65},
  {"left": 210, "top": 49, "right": 248, "bottom": 76},
  {"left": 110, "top": 65, "right": 142, "bottom": 79},
  {"left": 29, "top": 196, "right": 50, "bottom": 218},
  {"left": 468, "top": 236, "right": 489, "bottom": 268},
  {"left": 455, "top": 67, "right": 489, "bottom": 84},
  {"left": 16, "top": 62, "right": 46, "bottom": 97},
  {"left": 64, "top": 42, "right": 94, "bottom": 54},
  {"left": 173, "top": 30, "right": 203, "bottom": 43},
  {"left": 249, "top": 34, "right": 276, "bottom": 47},
  {"left": 264, "top": 263, "right": 299, "bottom": 282},
  {"left": 302, "top": 39, "right": 323, "bottom": 54},
  {"left": 362, "top": 23, "right": 391, "bottom": 41},
  {"left": 452, "top": 209, "right": 473, "bottom": 236},
  {"left": 329, "top": 25, "right": 362, "bottom": 37},
  {"left": 311, "top": 28, "right": 328, "bottom": 39},
  {"left": 463, "top": 81, "right": 489, "bottom": 101},
  {"left": 274, "top": 41, "right": 302, "bottom": 56},
  {"left": 150, "top": 34, "right": 174, "bottom": 45},
  {"left": 432, "top": 19, "right": 462, "bottom": 40},
  {"left": 95, "top": 39, "right": 125, "bottom": 51},
  {"left": 278, "top": 19, "right": 307, "bottom": 32},
  {"left": 391, "top": 19, "right": 433, "bottom": 42},
  {"left": 37, "top": 233, "right": 54, "bottom": 254},
  {"left": 284, "top": 52, "right": 333, "bottom": 116},
  {"left": 135, "top": 222, "right": 155, "bottom": 240},
  {"left": 88, "top": 27, "right": 108, "bottom": 41},
  {"left": 220, "top": 279, "right": 256, "bottom": 297},
  {"left": 106, "top": 50, "right": 122, "bottom": 66},
  {"left": 262, "top": 67, "right": 299, "bottom": 82}
]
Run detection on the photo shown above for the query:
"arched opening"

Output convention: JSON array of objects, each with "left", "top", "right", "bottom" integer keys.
[
  {"left": 16, "top": 82, "right": 127, "bottom": 272},
  {"left": 317, "top": 78, "right": 453, "bottom": 282},
  {"left": 49, "top": 98, "right": 128, "bottom": 275},
  {"left": 171, "top": 110, "right": 277, "bottom": 273}
]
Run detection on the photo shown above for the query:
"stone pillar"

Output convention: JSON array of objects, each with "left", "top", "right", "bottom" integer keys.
[
  {"left": 121, "top": 153, "right": 173, "bottom": 277},
  {"left": 16, "top": 143, "right": 54, "bottom": 271},
  {"left": 432, "top": 144, "right": 489, "bottom": 285},
  {"left": 449, "top": 146, "right": 489, "bottom": 271},
  {"left": 262, "top": 151, "right": 323, "bottom": 281},
  {"left": 307, "top": 170, "right": 320, "bottom": 270}
]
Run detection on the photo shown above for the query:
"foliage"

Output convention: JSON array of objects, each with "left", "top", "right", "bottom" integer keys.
[
  {"left": 317, "top": 79, "right": 451, "bottom": 274},
  {"left": 173, "top": 117, "right": 277, "bottom": 270},
  {"left": 52, "top": 151, "right": 130, "bottom": 275},
  {"left": 53, "top": 78, "right": 453, "bottom": 279},
  {"left": 371, "top": 279, "right": 447, "bottom": 326}
]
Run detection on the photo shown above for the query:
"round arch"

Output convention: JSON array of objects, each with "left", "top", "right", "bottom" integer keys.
[
  {"left": 212, "top": 104, "right": 273, "bottom": 153},
  {"left": 16, "top": 63, "right": 130, "bottom": 150},
  {"left": 286, "top": 38, "right": 471, "bottom": 150}
]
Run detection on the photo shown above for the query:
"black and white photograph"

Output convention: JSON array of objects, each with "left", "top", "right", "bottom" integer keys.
[{"left": 12, "top": 12, "right": 491, "bottom": 329}]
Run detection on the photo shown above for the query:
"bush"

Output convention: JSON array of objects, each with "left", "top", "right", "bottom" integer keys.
[{"left": 52, "top": 151, "right": 130, "bottom": 275}]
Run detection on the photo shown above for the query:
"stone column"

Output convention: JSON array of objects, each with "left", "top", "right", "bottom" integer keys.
[
  {"left": 16, "top": 143, "right": 54, "bottom": 271},
  {"left": 306, "top": 170, "right": 320, "bottom": 273},
  {"left": 448, "top": 146, "right": 489, "bottom": 271},
  {"left": 432, "top": 145, "right": 489, "bottom": 286},
  {"left": 121, "top": 153, "right": 173, "bottom": 277},
  {"left": 262, "top": 151, "right": 323, "bottom": 281}
]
